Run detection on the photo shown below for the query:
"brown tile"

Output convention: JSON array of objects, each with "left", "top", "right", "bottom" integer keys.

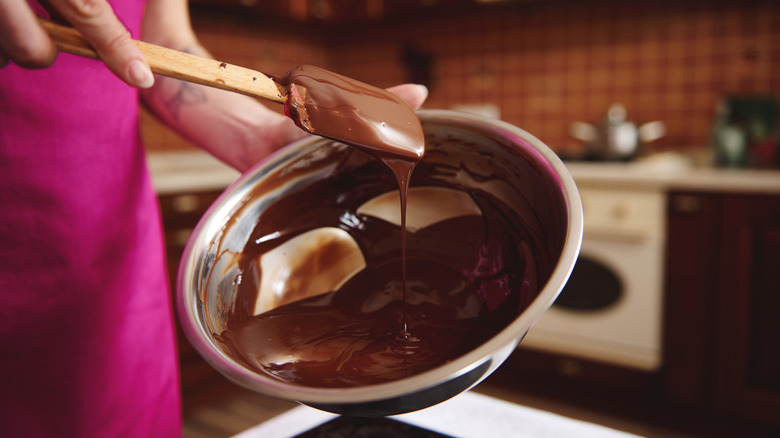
[{"left": 501, "top": 73, "right": 524, "bottom": 97}]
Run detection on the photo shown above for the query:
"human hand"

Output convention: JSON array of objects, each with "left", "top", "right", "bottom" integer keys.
[
  {"left": 387, "top": 84, "right": 428, "bottom": 110},
  {"left": 0, "top": 0, "right": 154, "bottom": 88}
]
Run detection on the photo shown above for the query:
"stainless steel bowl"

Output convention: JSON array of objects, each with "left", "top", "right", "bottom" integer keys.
[{"left": 177, "top": 109, "right": 583, "bottom": 416}]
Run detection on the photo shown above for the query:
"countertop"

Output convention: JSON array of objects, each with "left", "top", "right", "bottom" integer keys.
[
  {"left": 565, "top": 154, "right": 780, "bottom": 194},
  {"left": 146, "top": 149, "right": 780, "bottom": 195},
  {"left": 146, "top": 150, "right": 240, "bottom": 195}
]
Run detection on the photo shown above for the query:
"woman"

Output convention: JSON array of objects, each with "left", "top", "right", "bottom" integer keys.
[{"left": 0, "top": 0, "right": 427, "bottom": 436}]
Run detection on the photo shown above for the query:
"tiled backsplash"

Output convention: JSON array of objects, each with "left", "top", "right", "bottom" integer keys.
[{"left": 142, "top": 0, "right": 779, "bottom": 156}]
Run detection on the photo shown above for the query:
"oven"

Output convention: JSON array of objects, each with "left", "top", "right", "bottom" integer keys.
[{"left": 521, "top": 178, "right": 666, "bottom": 371}]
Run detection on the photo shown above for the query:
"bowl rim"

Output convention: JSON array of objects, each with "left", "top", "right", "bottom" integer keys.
[{"left": 176, "top": 109, "right": 584, "bottom": 405}]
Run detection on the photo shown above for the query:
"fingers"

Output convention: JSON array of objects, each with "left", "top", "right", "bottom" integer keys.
[
  {"left": 0, "top": 0, "right": 154, "bottom": 88},
  {"left": 48, "top": 0, "right": 153, "bottom": 87},
  {"left": 386, "top": 84, "right": 428, "bottom": 110},
  {"left": 0, "top": 0, "right": 58, "bottom": 68}
]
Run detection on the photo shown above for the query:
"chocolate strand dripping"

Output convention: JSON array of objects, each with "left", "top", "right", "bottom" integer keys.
[{"left": 275, "top": 65, "right": 425, "bottom": 338}]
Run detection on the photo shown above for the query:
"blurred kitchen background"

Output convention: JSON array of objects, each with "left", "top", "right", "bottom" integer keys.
[{"left": 142, "top": 0, "right": 780, "bottom": 437}]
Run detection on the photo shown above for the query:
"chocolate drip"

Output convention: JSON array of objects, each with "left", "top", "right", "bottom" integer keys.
[{"left": 275, "top": 64, "right": 424, "bottom": 342}]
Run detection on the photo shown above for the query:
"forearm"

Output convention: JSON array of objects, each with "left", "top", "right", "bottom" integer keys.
[
  {"left": 139, "top": 0, "right": 304, "bottom": 172},
  {"left": 140, "top": 43, "right": 305, "bottom": 172}
]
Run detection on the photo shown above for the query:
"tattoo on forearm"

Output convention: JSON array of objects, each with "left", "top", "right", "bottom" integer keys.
[
  {"left": 162, "top": 46, "right": 208, "bottom": 121},
  {"left": 165, "top": 81, "right": 208, "bottom": 120}
]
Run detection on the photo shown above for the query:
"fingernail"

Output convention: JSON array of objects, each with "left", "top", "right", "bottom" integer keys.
[
  {"left": 416, "top": 84, "right": 429, "bottom": 100},
  {"left": 128, "top": 59, "right": 154, "bottom": 88}
]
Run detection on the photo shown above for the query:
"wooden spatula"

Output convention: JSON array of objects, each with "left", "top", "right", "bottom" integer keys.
[{"left": 39, "top": 18, "right": 286, "bottom": 104}]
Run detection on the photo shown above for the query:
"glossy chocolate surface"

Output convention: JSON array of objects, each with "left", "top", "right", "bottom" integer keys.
[
  {"left": 276, "top": 65, "right": 424, "bottom": 161},
  {"left": 214, "top": 136, "right": 556, "bottom": 387}
]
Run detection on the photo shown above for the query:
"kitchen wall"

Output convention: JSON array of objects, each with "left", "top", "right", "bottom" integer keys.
[{"left": 142, "top": 0, "right": 780, "bottom": 156}]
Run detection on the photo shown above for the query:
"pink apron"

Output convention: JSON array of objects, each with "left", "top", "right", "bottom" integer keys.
[{"left": 0, "top": 2, "right": 181, "bottom": 436}]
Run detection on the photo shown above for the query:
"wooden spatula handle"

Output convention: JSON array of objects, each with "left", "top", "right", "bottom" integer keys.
[{"left": 39, "top": 18, "right": 286, "bottom": 104}]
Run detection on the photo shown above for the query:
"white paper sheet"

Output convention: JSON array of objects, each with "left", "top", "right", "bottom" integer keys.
[{"left": 232, "top": 391, "right": 645, "bottom": 438}]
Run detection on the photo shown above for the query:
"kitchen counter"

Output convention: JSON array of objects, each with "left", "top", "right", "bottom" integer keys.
[
  {"left": 565, "top": 153, "right": 780, "bottom": 194},
  {"left": 146, "top": 150, "right": 240, "bottom": 195},
  {"left": 146, "top": 149, "right": 780, "bottom": 195}
]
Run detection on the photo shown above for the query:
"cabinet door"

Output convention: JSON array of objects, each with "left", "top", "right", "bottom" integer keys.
[
  {"left": 714, "top": 194, "right": 780, "bottom": 428},
  {"left": 663, "top": 192, "right": 721, "bottom": 406}
]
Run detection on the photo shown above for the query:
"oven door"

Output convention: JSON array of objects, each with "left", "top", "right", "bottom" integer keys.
[{"left": 520, "top": 228, "right": 664, "bottom": 371}]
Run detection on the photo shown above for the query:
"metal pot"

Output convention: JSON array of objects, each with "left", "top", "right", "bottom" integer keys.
[
  {"left": 570, "top": 104, "right": 665, "bottom": 160},
  {"left": 176, "top": 110, "right": 583, "bottom": 416}
]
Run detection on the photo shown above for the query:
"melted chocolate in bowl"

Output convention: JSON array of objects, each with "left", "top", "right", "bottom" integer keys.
[
  {"left": 217, "top": 193, "right": 529, "bottom": 387},
  {"left": 212, "top": 122, "right": 565, "bottom": 385},
  {"left": 246, "top": 65, "right": 430, "bottom": 387},
  {"left": 178, "top": 111, "right": 581, "bottom": 415}
]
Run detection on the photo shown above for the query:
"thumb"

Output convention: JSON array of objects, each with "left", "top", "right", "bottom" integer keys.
[
  {"left": 48, "top": 0, "right": 154, "bottom": 88},
  {"left": 386, "top": 84, "right": 428, "bottom": 110}
]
